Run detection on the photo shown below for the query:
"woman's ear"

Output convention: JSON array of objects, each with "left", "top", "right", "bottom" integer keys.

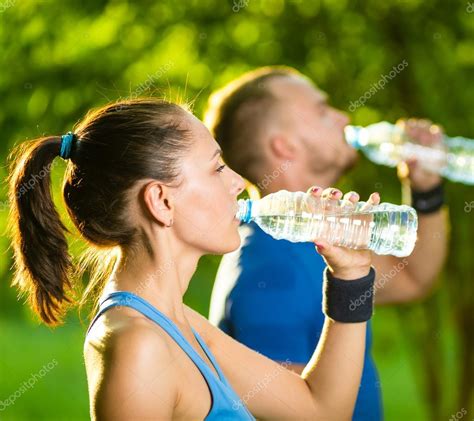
[{"left": 142, "top": 181, "right": 174, "bottom": 227}]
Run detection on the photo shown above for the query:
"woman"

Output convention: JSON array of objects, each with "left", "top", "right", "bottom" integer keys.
[{"left": 8, "top": 98, "right": 379, "bottom": 420}]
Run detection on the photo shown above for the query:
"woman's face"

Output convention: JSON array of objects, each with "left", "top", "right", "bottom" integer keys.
[{"left": 171, "top": 113, "right": 245, "bottom": 255}]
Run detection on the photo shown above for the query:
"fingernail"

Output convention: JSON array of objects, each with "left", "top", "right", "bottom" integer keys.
[
  {"left": 311, "top": 186, "right": 321, "bottom": 193},
  {"left": 331, "top": 189, "right": 339, "bottom": 196}
]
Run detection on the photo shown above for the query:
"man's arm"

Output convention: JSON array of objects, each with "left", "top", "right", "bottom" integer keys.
[
  {"left": 374, "top": 118, "right": 448, "bottom": 305},
  {"left": 373, "top": 208, "right": 448, "bottom": 304}
]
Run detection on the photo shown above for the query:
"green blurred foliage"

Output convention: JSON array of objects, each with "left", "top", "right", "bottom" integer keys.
[{"left": 1, "top": 0, "right": 473, "bottom": 420}]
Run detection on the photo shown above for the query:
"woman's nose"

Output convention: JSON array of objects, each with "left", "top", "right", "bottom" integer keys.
[{"left": 231, "top": 170, "right": 245, "bottom": 196}]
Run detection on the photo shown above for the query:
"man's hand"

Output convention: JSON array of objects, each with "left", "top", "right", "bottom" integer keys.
[{"left": 396, "top": 118, "right": 444, "bottom": 192}]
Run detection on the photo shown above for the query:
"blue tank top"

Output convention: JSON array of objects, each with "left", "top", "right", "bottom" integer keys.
[{"left": 87, "top": 291, "right": 255, "bottom": 421}]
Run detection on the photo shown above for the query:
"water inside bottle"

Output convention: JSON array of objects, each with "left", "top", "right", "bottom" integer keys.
[{"left": 254, "top": 205, "right": 417, "bottom": 257}]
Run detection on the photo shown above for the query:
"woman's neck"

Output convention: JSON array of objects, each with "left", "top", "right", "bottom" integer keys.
[{"left": 103, "top": 241, "right": 201, "bottom": 323}]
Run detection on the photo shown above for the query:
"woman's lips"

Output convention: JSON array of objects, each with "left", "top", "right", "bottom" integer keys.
[{"left": 232, "top": 204, "right": 239, "bottom": 221}]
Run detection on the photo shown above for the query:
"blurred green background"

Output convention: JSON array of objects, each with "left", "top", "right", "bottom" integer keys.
[{"left": 0, "top": 0, "right": 473, "bottom": 420}]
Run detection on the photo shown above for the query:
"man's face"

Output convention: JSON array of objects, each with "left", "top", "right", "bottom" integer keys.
[{"left": 268, "top": 76, "right": 358, "bottom": 179}]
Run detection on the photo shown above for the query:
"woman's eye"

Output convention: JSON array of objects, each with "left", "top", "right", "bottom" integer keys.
[{"left": 216, "top": 164, "right": 226, "bottom": 173}]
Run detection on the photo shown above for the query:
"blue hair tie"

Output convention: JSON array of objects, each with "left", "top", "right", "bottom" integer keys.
[{"left": 60, "top": 131, "right": 75, "bottom": 160}]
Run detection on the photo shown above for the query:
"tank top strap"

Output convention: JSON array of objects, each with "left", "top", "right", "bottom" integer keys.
[
  {"left": 86, "top": 291, "right": 223, "bottom": 383},
  {"left": 193, "top": 330, "right": 231, "bottom": 387},
  {"left": 86, "top": 291, "right": 255, "bottom": 420}
]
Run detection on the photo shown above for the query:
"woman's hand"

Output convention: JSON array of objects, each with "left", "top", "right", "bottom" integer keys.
[{"left": 307, "top": 186, "right": 380, "bottom": 280}]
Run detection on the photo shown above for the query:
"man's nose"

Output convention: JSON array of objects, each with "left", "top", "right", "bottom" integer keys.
[{"left": 334, "top": 108, "right": 350, "bottom": 127}]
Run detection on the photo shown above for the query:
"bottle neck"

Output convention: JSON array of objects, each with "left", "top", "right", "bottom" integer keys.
[
  {"left": 344, "top": 125, "right": 363, "bottom": 150},
  {"left": 236, "top": 199, "right": 253, "bottom": 223}
]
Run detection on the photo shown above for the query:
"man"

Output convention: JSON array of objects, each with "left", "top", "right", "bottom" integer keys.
[{"left": 205, "top": 66, "right": 448, "bottom": 420}]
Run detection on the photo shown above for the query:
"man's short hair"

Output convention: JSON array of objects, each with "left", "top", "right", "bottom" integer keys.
[{"left": 204, "top": 66, "right": 304, "bottom": 185}]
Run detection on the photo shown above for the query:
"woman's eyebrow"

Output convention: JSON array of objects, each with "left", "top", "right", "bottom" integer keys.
[{"left": 210, "top": 148, "right": 223, "bottom": 160}]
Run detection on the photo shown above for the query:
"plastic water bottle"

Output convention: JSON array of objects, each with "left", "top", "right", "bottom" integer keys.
[
  {"left": 345, "top": 122, "right": 474, "bottom": 185},
  {"left": 236, "top": 190, "right": 418, "bottom": 257}
]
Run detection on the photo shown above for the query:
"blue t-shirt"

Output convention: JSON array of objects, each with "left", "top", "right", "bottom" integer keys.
[{"left": 209, "top": 222, "right": 383, "bottom": 421}]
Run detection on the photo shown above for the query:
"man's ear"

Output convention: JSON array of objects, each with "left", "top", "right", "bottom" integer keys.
[
  {"left": 142, "top": 181, "right": 174, "bottom": 227},
  {"left": 269, "top": 134, "right": 297, "bottom": 161}
]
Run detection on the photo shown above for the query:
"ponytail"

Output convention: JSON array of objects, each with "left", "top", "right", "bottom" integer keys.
[
  {"left": 7, "top": 99, "right": 193, "bottom": 325},
  {"left": 8, "top": 136, "right": 74, "bottom": 325}
]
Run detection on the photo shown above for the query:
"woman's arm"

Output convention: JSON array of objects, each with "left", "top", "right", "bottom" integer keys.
[
  {"left": 186, "top": 306, "right": 366, "bottom": 420},
  {"left": 187, "top": 187, "right": 380, "bottom": 420}
]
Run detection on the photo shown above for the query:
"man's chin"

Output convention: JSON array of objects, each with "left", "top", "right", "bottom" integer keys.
[{"left": 342, "top": 151, "right": 359, "bottom": 173}]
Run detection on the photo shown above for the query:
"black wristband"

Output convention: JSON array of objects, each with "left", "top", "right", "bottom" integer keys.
[
  {"left": 322, "top": 267, "right": 375, "bottom": 323},
  {"left": 411, "top": 183, "right": 444, "bottom": 214}
]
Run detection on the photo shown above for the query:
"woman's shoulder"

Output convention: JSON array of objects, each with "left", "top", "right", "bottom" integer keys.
[
  {"left": 86, "top": 307, "right": 177, "bottom": 362},
  {"left": 84, "top": 309, "right": 180, "bottom": 418}
]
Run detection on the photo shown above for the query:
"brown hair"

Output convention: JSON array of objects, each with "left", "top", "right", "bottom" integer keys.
[
  {"left": 204, "top": 66, "right": 304, "bottom": 185},
  {"left": 7, "top": 99, "right": 192, "bottom": 325}
]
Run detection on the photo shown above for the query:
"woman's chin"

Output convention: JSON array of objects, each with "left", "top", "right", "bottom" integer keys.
[{"left": 216, "top": 234, "right": 241, "bottom": 255}]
